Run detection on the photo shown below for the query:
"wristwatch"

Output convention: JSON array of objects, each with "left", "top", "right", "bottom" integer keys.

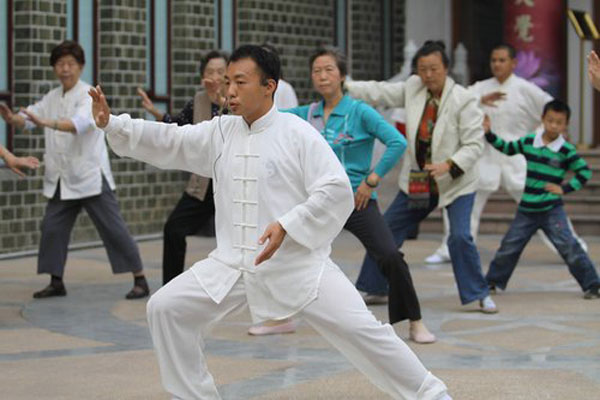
[{"left": 365, "top": 178, "right": 378, "bottom": 188}]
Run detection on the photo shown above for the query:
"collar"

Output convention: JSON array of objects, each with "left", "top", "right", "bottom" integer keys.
[
  {"left": 60, "top": 80, "right": 83, "bottom": 97},
  {"left": 312, "top": 95, "right": 353, "bottom": 118},
  {"left": 245, "top": 104, "right": 278, "bottom": 134},
  {"left": 533, "top": 128, "right": 565, "bottom": 152},
  {"left": 494, "top": 73, "right": 515, "bottom": 87}
]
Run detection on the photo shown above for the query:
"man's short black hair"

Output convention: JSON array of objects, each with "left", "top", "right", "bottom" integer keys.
[
  {"left": 50, "top": 40, "right": 85, "bottom": 66},
  {"left": 229, "top": 44, "right": 281, "bottom": 85},
  {"left": 412, "top": 40, "right": 449, "bottom": 71},
  {"left": 491, "top": 43, "right": 517, "bottom": 59},
  {"left": 543, "top": 99, "right": 571, "bottom": 121},
  {"left": 200, "top": 50, "right": 229, "bottom": 77}
]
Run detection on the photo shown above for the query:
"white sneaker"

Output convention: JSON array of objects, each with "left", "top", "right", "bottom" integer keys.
[
  {"left": 425, "top": 253, "right": 451, "bottom": 264},
  {"left": 479, "top": 295, "right": 498, "bottom": 314}
]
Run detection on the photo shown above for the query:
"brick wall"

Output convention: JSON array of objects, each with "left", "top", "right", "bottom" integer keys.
[
  {"left": 170, "top": 0, "right": 215, "bottom": 111},
  {"left": 237, "top": 0, "right": 336, "bottom": 104},
  {"left": 0, "top": 0, "right": 405, "bottom": 255}
]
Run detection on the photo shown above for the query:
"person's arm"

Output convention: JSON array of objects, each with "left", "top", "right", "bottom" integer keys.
[
  {"left": 277, "top": 127, "right": 354, "bottom": 252},
  {"left": 558, "top": 150, "right": 592, "bottom": 194},
  {"left": 345, "top": 79, "right": 407, "bottom": 108},
  {"left": 588, "top": 50, "right": 600, "bottom": 91},
  {"left": 428, "top": 95, "right": 485, "bottom": 179},
  {"left": 137, "top": 88, "right": 165, "bottom": 120},
  {"left": 523, "top": 82, "right": 553, "bottom": 124},
  {"left": 18, "top": 109, "right": 78, "bottom": 133},
  {"left": 0, "top": 103, "right": 26, "bottom": 129},
  {"left": 90, "top": 85, "right": 221, "bottom": 177},
  {"left": 0, "top": 145, "right": 40, "bottom": 177},
  {"left": 484, "top": 129, "right": 525, "bottom": 156}
]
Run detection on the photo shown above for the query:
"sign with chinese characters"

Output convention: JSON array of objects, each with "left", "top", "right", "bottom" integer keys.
[{"left": 504, "top": 0, "right": 566, "bottom": 97}]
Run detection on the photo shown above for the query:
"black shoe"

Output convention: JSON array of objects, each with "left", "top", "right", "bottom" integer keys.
[
  {"left": 583, "top": 286, "right": 599, "bottom": 299},
  {"left": 33, "top": 284, "right": 67, "bottom": 299},
  {"left": 489, "top": 283, "right": 497, "bottom": 295},
  {"left": 126, "top": 277, "right": 149, "bottom": 300}
]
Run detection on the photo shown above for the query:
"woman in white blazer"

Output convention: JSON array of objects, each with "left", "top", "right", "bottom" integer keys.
[{"left": 346, "top": 41, "right": 497, "bottom": 313}]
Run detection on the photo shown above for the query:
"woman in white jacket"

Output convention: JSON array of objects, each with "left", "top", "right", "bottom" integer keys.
[{"left": 346, "top": 41, "right": 497, "bottom": 313}]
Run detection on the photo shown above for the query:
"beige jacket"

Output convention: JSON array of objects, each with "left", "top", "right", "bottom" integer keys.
[
  {"left": 185, "top": 91, "right": 213, "bottom": 200},
  {"left": 346, "top": 75, "right": 484, "bottom": 207}
]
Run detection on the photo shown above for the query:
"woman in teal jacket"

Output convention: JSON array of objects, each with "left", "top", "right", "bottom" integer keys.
[{"left": 285, "top": 46, "right": 434, "bottom": 343}]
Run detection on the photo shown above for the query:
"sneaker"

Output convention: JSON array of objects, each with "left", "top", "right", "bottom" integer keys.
[
  {"left": 362, "top": 294, "right": 389, "bottom": 305},
  {"left": 583, "top": 286, "right": 600, "bottom": 299},
  {"left": 479, "top": 295, "right": 498, "bottom": 314},
  {"left": 425, "top": 253, "right": 451, "bottom": 264},
  {"left": 33, "top": 284, "right": 67, "bottom": 299},
  {"left": 248, "top": 319, "right": 296, "bottom": 336}
]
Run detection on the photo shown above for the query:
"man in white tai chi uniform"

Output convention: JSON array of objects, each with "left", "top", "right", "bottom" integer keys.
[{"left": 89, "top": 45, "right": 450, "bottom": 400}]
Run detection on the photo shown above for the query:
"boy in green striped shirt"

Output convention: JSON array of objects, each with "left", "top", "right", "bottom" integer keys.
[{"left": 484, "top": 100, "right": 599, "bottom": 299}]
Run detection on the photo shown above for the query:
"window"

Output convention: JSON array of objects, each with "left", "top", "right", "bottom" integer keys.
[
  {"left": 334, "top": 0, "right": 348, "bottom": 53},
  {"left": 145, "top": 0, "right": 171, "bottom": 119},
  {"left": 215, "top": 0, "right": 236, "bottom": 52},
  {"left": 0, "top": 1, "right": 13, "bottom": 150},
  {"left": 66, "top": 0, "right": 98, "bottom": 85}
]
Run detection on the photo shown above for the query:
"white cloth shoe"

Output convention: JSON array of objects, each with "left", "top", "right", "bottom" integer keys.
[
  {"left": 248, "top": 319, "right": 297, "bottom": 336},
  {"left": 479, "top": 295, "right": 498, "bottom": 314},
  {"left": 425, "top": 253, "right": 451, "bottom": 264}
]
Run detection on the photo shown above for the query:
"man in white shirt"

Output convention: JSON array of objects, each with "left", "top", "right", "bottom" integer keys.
[
  {"left": 426, "top": 43, "right": 585, "bottom": 264},
  {"left": 0, "top": 41, "right": 148, "bottom": 299},
  {"left": 90, "top": 45, "right": 450, "bottom": 400}
]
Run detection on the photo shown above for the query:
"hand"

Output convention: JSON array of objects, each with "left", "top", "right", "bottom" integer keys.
[
  {"left": 588, "top": 51, "right": 600, "bottom": 91},
  {"left": 3, "top": 153, "right": 40, "bottom": 178},
  {"left": 545, "top": 183, "right": 564, "bottom": 195},
  {"left": 355, "top": 173, "right": 378, "bottom": 211},
  {"left": 0, "top": 103, "right": 15, "bottom": 123},
  {"left": 137, "top": 87, "right": 156, "bottom": 113},
  {"left": 424, "top": 162, "right": 450, "bottom": 178},
  {"left": 20, "top": 108, "right": 50, "bottom": 128},
  {"left": 202, "top": 78, "right": 226, "bottom": 107},
  {"left": 483, "top": 114, "right": 491, "bottom": 133},
  {"left": 255, "top": 221, "right": 287, "bottom": 265},
  {"left": 88, "top": 85, "right": 111, "bottom": 128},
  {"left": 480, "top": 91, "right": 506, "bottom": 107}
]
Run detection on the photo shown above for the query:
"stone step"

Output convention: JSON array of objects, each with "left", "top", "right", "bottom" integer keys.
[
  {"left": 484, "top": 195, "right": 600, "bottom": 215},
  {"left": 420, "top": 210, "right": 600, "bottom": 235},
  {"left": 579, "top": 150, "right": 600, "bottom": 167}
]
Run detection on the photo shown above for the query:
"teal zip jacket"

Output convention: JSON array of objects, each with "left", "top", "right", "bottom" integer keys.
[{"left": 284, "top": 95, "right": 406, "bottom": 198}]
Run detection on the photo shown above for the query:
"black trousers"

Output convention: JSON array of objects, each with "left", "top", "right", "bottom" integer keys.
[
  {"left": 344, "top": 199, "right": 421, "bottom": 323},
  {"left": 38, "top": 177, "right": 143, "bottom": 277},
  {"left": 162, "top": 183, "right": 215, "bottom": 285}
]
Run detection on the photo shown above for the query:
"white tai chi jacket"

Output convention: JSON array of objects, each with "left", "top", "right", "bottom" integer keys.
[
  {"left": 23, "top": 80, "right": 116, "bottom": 200},
  {"left": 346, "top": 75, "right": 484, "bottom": 208},
  {"left": 104, "top": 105, "right": 354, "bottom": 322},
  {"left": 468, "top": 74, "right": 552, "bottom": 192}
]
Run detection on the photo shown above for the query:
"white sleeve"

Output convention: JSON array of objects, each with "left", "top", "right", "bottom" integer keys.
[
  {"left": 70, "top": 95, "right": 96, "bottom": 135},
  {"left": 19, "top": 96, "right": 48, "bottom": 131},
  {"left": 104, "top": 113, "right": 223, "bottom": 177},
  {"left": 278, "top": 130, "right": 354, "bottom": 250},
  {"left": 345, "top": 79, "right": 406, "bottom": 108}
]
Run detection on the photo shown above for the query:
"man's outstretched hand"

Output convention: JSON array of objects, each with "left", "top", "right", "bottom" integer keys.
[{"left": 88, "top": 85, "right": 111, "bottom": 128}]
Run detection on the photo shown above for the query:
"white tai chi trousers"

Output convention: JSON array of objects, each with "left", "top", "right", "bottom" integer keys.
[
  {"left": 431, "top": 188, "right": 587, "bottom": 260},
  {"left": 147, "top": 262, "right": 449, "bottom": 400}
]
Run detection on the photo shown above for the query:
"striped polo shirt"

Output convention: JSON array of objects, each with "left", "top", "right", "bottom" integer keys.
[{"left": 485, "top": 130, "right": 592, "bottom": 212}]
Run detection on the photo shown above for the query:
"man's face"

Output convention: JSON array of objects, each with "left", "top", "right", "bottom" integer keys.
[
  {"left": 225, "top": 58, "right": 275, "bottom": 120},
  {"left": 53, "top": 55, "right": 83, "bottom": 91},
  {"left": 416, "top": 53, "right": 447, "bottom": 95},
  {"left": 490, "top": 48, "right": 516, "bottom": 82},
  {"left": 202, "top": 57, "right": 227, "bottom": 83},
  {"left": 542, "top": 109, "right": 569, "bottom": 141}
]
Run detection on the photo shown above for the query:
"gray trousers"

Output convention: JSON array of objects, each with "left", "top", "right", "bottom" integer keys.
[{"left": 37, "top": 177, "right": 143, "bottom": 277}]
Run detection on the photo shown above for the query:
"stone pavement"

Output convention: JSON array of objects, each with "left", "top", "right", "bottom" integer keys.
[{"left": 1, "top": 231, "right": 599, "bottom": 399}]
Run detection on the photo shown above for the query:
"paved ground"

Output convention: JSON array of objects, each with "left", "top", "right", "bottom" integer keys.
[{"left": 1, "top": 231, "right": 599, "bottom": 399}]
